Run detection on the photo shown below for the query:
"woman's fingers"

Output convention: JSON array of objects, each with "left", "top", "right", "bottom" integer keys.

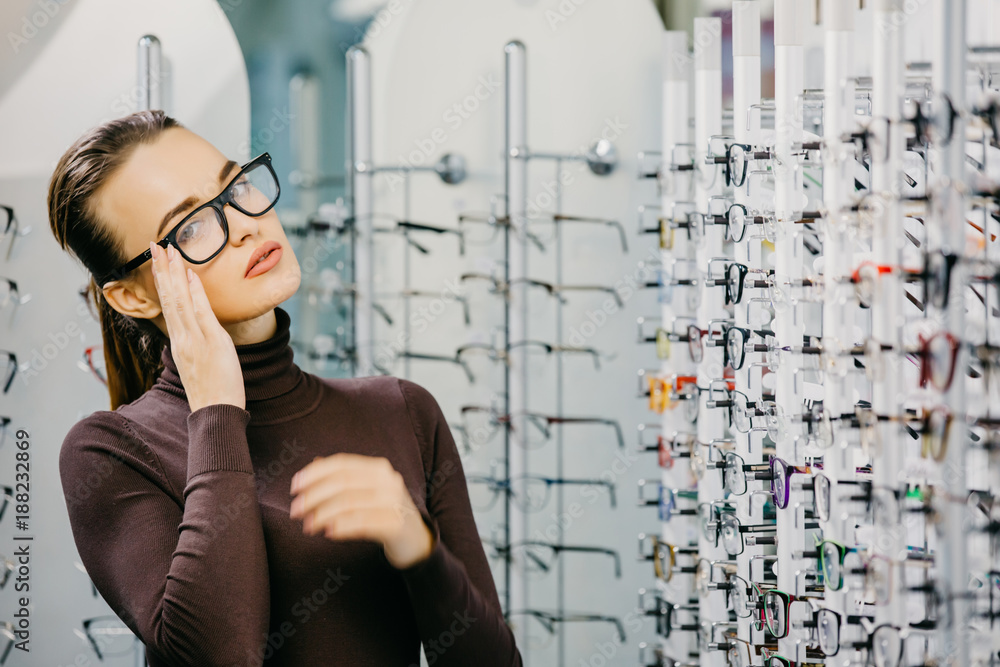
[
  {"left": 292, "top": 453, "right": 395, "bottom": 494},
  {"left": 162, "top": 243, "right": 203, "bottom": 338},
  {"left": 150, "top": 242, "right": 182, "bottom": 339},
  {"left": 186, "top": 267, "right": 223, "bottom": 336},
  {"left": 302, "top": 487, "right": 382, "bottom": 533},
  {"left": 291, "top": 477, "right": 385, "bottom": 519},
  {"left": 316, "top": 508, "right": 399, "bottom": 542},
  {"left": 290, "top": 458, "right": 402, "bottom": 515},
  {"left": 148, "top": 242, "right": 247, "bottom": 412}
]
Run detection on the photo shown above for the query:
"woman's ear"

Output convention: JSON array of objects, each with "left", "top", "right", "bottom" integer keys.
[{"left": 102, "top": 278, "right": 162, "bottom": 322}]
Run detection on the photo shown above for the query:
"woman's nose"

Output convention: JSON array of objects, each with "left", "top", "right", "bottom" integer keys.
[{"left": 223, "top": 203, "right": 261, "bottom": 243}]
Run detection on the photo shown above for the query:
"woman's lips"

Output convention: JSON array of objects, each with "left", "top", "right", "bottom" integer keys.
[{"left": 245, "top": 243, "right": 282, "bottom": 278}]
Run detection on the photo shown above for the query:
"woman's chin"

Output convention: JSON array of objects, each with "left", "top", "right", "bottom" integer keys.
[{"left": 237, "top": 262, "right": 301, "bottom": 317}]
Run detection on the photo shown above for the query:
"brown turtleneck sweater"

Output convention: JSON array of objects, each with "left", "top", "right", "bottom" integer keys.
[{"left": 58, "top": 305, "right": 522, "bottom": 666}]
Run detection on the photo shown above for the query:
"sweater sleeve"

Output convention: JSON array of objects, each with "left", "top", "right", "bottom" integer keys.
[
  {"left": 395, "top": 378, "right": 523, "bottom": 667},
  {"left": 58, "top": 404, "right": 271, "bottom": 666}
]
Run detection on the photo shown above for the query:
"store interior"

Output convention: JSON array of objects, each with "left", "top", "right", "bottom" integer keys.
[{"left": 2, "top": 0, "right": 1000, "bottom": 665}]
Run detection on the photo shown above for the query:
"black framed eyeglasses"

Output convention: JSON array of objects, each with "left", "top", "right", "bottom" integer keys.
[
  {"left": 718, "top": 450, "right": 772, "bottom": 496},
  {"left": 467, "top": 472, "right": 616, "bottom": 512},
  {"left": 723, "top": 326, "right": 771, "bottom": 370},
  {"left": 0, "top": 206, "right": 15, "bottom": 236},
  {"left": 726, "top": 143, "right": 751, "bottom": 187},
  {"left": 1, "top": 205, "right": 23, "bottom": 262},
  {"left": 506, "top": 608, "right": 626, "bottom": 643},
  {"left": 0, "top": 486, "right": 11, "bottom": 524},
  {"left": 0, "top": 621, "right": 14, "bottom": 665},
  {"left": 0, "top": 555, "right": 12, "bottom": 590},
  {"left": 486, "top": 538, "right": 621, "bottom": 578},
  {"left": 637, "top": 589, "right": 699, "bottom": 639},
  {"left": 0, "top": 351, "right": 14, "bottom": 394},
  {"left": 718, "top": 511, "right": 777, "bottom": 556},
  {"left": 725, "top": 143, "right": 773, "bottom": 188},
  {"left": 97, "top": 152, "right": 280, "bottom": 287},
  {"left": 699, "top": 500, "right": 736, "bottom": 547},
  {"left": 79, "top": 615, "right": 139, "bottom": 661}
]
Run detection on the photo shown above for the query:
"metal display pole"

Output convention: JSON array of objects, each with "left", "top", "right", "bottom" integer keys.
[
  {"left": 659, "top": 28, "right": 696, "bottom": 663},
  {"left": 346, "top": 45, "right": 375, "bottom": 377},
  {"left": 693, "top": 16, "right": 728, "bottom": 667},
  {"left": 773, "top": 1, "right": 807, "bottom": 661},
  {"left": 819, "top": 0, "right": 856, "bottom": 643},
  {"left": 345, "top": 47, "right": 466, "bottom": 379},
  {"left": 131, "top": 35, "right": 161, "bottom": 667},
  {"left": 932, "top": 1, "right": 970, "bottom": 664},
  {"left": 289, "top": 71, "right": 324, "bottom": 348},
  {"left": 870, "top": 0, "right": 907, "bottom": 641},
  {"left": 731, "top": 1, "right": 761, "bottom": 649},
  {"left": 553, "top": 154, "right": 566, "bottom": 667},
  {"left": 137, "top": 34, "right": 162, "bottom": 112},
  {"left": 504, "top": 38, "right": 529, "bottom": 656}
]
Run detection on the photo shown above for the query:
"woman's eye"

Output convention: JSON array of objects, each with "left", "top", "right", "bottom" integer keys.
[
  {"left": 233, "top": 177, "right": 251, "bottom": 197},
  {"left": 177, "top": 220, "right": 201, "bottom": 243}
]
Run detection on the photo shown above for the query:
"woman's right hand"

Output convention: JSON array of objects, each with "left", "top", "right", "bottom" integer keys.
[{"left": 150, "top": 241, "right": 246, "bottom": 412}]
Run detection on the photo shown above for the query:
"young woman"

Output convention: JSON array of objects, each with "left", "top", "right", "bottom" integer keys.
[{"left": 48, "top": 109, "right": 521, "bottom": 666}]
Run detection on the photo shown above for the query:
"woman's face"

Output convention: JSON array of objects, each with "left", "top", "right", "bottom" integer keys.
[{"left": 98, "top": 127, "right": 300, "bottom": 333}]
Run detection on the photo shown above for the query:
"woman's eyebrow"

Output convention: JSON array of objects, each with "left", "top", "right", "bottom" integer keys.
[
  {"left": 217, "top": 159, "right": 239, "bottom": 184},
  {"left": 156, "top": 159, "right": 240, "bottom": 237}
]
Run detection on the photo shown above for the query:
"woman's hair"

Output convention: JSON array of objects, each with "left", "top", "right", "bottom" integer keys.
[{"left": 47, "top": 109, "right": 183, "bottom": 411}]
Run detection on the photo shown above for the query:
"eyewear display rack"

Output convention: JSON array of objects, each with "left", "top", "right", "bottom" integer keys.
[
  {"left": 345, "top": 45, "right": 467, "bottom": 378},
  {"left": 498, "top": 40, "right": 624, "bottom": 665},
  {"left": 638, "top": 1, "right": 1000, "bottom": 667},
  {"left": 348, "top": 43, "right": 626, "bottom": 667}
]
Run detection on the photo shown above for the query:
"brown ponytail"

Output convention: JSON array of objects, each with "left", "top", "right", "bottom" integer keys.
[{"left": 47, "top": 109, "right": 182, "bottom": 410}]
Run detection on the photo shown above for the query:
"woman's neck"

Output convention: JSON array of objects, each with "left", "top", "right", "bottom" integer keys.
[{"left": 223, "top": 308, "right": 278, "bottom": 346}]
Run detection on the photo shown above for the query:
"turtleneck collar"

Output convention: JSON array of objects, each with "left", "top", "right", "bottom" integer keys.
[{"left": 153, "top": 305, "right": 324, "bottom": 425}]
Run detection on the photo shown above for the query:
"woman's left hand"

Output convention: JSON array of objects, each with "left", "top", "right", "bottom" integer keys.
[{"left": 289, "top": 453, "right": 434, "bottom": 569}]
